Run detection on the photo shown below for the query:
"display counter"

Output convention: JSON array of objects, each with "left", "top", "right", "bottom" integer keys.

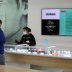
[
  {"left": 4, "top": 44, "right": 72, "bottom": 69},
  {"left": 0, "top": 65, "right": 45, "bottom": 72}
]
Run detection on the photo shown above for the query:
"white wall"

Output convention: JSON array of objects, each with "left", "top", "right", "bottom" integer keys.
[{"left": 28, "top": 0, "right": 72, "bottom": 47}]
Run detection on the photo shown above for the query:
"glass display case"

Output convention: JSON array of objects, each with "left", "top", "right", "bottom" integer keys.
[{"left": 4, "top": 44, "right": 72, "bottom": 59}]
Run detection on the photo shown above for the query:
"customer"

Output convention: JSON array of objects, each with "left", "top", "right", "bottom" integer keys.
[
  {"left": 0, "top": 20, "right": 5, "bottom": 65},
  {"left": 15, "top": 27, "right": 36, "bottom": 46}
]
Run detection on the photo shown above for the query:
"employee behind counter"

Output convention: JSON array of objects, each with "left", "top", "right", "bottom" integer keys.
[{"left": 15, "top": 27, "right": 36, "bottom": 46}]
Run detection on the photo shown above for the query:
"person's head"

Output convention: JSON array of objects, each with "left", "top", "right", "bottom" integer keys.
[
  {"left": 22, "top": 27, "right": 31, "bottom": 35},
  {"left": 0, "top": 20, "right": 2, "bottom": 28}
]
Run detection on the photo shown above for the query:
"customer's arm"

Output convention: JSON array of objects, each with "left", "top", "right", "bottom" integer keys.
[{"left": 0, "top": 31, "right": 5, "bottom": 44}]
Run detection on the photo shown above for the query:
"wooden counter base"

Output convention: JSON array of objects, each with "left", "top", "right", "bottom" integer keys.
[
  {"left": 0, "top": 65, "right": 45, "bottom": 72},
  {"left": 5, "top": 53, "right": 72, "bottom": 69}
]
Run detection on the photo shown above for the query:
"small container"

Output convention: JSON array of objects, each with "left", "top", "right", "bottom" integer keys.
[
  {"left": 28, "top": 51, "right": 31, "bottom": 54},
  {"left": 32, "top": 51, "right": 38, "bottom": 54},
  {"left": 39, "top": 51, "right": 45, "bottom": 55},
  {"left": 40, "top": 52, "right": 44, "bottom": 55}
]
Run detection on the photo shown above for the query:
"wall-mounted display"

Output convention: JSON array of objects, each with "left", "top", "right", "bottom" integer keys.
[{"left": 41, "top": 8, "right": 72, "bottom": 35}]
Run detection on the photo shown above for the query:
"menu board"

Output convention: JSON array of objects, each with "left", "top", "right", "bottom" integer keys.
[{"left": 41, "top": 8, "right": 72, "bottom": 35}]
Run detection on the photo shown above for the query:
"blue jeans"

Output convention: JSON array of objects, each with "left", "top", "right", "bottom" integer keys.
[{"left": 0, "top": 54, "right": 5, "bottom": 65}]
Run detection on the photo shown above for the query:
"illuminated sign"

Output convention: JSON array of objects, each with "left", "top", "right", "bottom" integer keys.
[{"left": 41, "top": 8, "right": 72, "bottom": 35}]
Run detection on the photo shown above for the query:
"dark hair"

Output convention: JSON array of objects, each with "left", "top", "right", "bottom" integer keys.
[
  {"left": 0, "top": 20, "right": 2, "bottom": 24},
  {"left": 23, "top": 27, "right": 31, "bottom": 32}
]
